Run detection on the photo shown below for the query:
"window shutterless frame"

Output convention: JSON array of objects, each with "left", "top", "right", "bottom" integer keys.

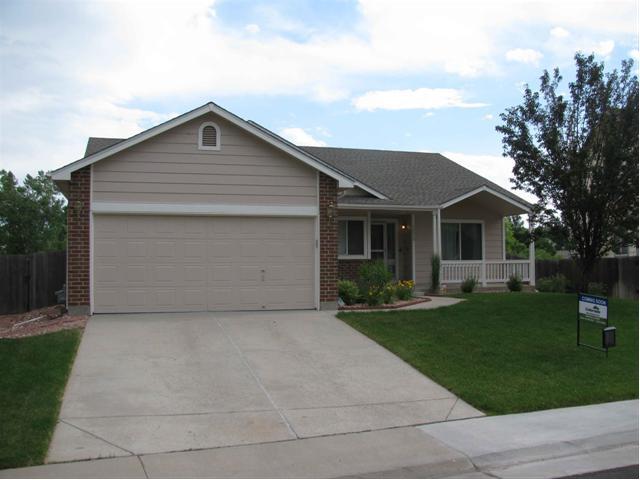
[
  {"left": 338, "top": 216, "right": 369, "bottom": 260},
  {"left": 440, "top": 219, "right": 485, "bottom": 261}
]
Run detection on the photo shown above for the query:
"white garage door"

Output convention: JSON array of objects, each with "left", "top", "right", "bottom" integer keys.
[{"left": 93, "top": 215, "right": 316, "bottom": 313}]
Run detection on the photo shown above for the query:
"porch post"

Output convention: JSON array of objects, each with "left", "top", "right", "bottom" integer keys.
[
  {"left": 366, "top": 210, "right": 372, "bottom": 258},
  {"left": 435, "top": 209, "right": 441, "bottom": 256},
  {"left": 528, "top": 214, "right": 536, "bottom": 286},
  {"left": 432, "top": 211, "right": 438, "bottom": 255},
  {"left": 411, "top": 213, "right": 416, "bottom": 282}
]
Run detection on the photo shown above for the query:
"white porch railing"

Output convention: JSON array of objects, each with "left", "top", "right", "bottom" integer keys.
[{"left": 441, "top": 260, "right": 531, "bottom": 285}]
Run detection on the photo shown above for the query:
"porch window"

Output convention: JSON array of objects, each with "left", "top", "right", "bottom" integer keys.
[
  {"left": 441, "top": 222, "right": 482, "bottom": 260},
  {"left": 338, "top": 218, "right": 366, "bottom": 258}
]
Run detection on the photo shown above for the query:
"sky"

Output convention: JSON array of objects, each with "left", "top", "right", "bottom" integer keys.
[{"left": 1, "top": 0, "right": 638, "bottom": 204}]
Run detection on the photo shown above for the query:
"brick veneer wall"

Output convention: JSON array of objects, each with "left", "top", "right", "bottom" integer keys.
[
  {"left": 319, "top": 172, "right": 338, "bottom": 306},
  {"left": 67, "top": 166, "right": 91, "bottom": 313},
  {"left": 338, "top": 259, "right": 366, "bottom": 282}
]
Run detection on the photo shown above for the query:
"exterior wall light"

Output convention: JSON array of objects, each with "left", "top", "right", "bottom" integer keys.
[{"left": 326, "top": 201, "right": 337, "bottom": 221}]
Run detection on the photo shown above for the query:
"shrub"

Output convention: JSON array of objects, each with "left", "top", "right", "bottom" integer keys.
[
  {"left": 396, "top": 280, "right": 415, "bottom": 300},
  {"left": 365, "top": 286, "right": 384, "bottom": 306},
  {"left": 337, "top": 280, "right": 360, "bottom": 305},
  {"left": 587, "top": 282, "right": 607, "bottom": 296},
  {"left": 431, "top": 254, "right": 441, "bottom": 292},
  {"left": 536, "top": 274, "right": 568, "bottom": 293},
  {"left": 382, "top": 283, "right": 396, "bottom": 304},
  {"left": 507, "top": 273, "right": 523, "bottom": 292},
  {"left": 358, "top": 260, "right": 393, "bottom": 295},
  {"left": 431, "top": 253, "right": 440, "bottom": 293},
  {"left": 460, "top": 276, "right": 477, "bottom": 293}
]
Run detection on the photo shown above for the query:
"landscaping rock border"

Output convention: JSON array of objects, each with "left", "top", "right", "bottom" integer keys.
[{"left": 339, "top": 297, "right": 431, "bottom": 311}]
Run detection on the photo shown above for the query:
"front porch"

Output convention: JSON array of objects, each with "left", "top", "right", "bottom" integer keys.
[{"left": 337, "top": 186, "right": 535, "bottom": 293}]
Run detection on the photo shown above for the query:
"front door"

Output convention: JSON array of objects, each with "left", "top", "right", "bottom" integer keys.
[{"left": 370, "top": 221, "right": 398, "bottom": 279}]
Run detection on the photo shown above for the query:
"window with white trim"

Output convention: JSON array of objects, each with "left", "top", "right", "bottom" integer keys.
[
  {"left": 441, "top": 222, "right": 483, "bottom": 260},
  {"left": 338, "top": 218, "right": 366, "bottom": 258},
  {"left": 198, "top": 122, "right": 221, "bottom": 150}
]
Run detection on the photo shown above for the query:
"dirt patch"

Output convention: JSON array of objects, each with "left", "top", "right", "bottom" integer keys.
[
  {"left": 339, "top": 296, "right": 431, "bottom": 311},
  {"left": 0, "top": 305, "right": 87, "bottom": 339}
]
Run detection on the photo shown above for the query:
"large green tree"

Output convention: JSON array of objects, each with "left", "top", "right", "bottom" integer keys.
[
  {"left": 497, "top": 53, "right": 638, "bottom": 285},
  {"left": 0, "top": 170, "right": 67, "bottom": 254}
]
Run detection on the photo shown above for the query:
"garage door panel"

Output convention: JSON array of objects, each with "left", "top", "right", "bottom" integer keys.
[
  {"left": 125, "top": 265, "right": 146, "bottom": 283},
  {"left": 184, "top": 241, "right": 206, "bottom": 260},
  {"left": 126, "top": 241, "right": 147, "bottom": 258},
  {"left": 126, "top": 289, "right": 147, "bottom": 307},
  {"left": 94, "top": 215, "right": 315, "bottom": 313},
  {"left": 185, "top": 265, "right": 206, "bottom": 282},
  {"left": 154, "top": 265, "right": 177, "bottom": 282},
  {"left": 207, "top": 240, "right": 235, "bottom": 259},
  {"left": 183, "top": 288, "right": 206, "bottom": 304}
]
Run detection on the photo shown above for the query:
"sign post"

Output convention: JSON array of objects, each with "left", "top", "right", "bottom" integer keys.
[{"left": 577, "top": 293, "right": 614, "bottom": 357}]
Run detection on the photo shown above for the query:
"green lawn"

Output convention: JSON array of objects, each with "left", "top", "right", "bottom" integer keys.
[
  {"left": 0, "top": 330, "right": 81, "bottom": 470},
  {"left": 338, "top": 293, "right": 638, "bottom": 415}
]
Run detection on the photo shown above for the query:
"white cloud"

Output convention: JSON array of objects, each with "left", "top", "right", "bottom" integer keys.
[
  {"left": 441, "top": 151, "right": 538, "bottom": 203},
  {"left": 588, "top": 39, "right": 615, "bottom": 56},
  {"left": 312, "top": 85, "right": 350, "bottom": 103},
  {"left": 550, "top": 26, "right": 570, "bottom": 38},
  {"left": 352, "top": 88, "right": 488, "bottom": 112},
  {"left": 630, "top": 49, "right": 640, "bottom": 60},
  {"left": 279, "top": 127, "right": 327, "bottom": 146},
  {"left": 314, "top": 126, "right": 332, "bottom": 138},
  {"left": 483, "top": 114, "right": 494, "bottom": 120},
  {"left": 1, "top": 0, "right": 638, "bottom": 178},
  {"left": 505, "top": 48, "right": 543, "bottom": 65}
]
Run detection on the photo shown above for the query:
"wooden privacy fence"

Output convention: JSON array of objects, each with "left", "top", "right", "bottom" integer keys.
[
  {"left": 0, "top": 251, "right": 66, "bottom": 315},
  {"left": 536, "top": 256, "right": 639, "bottom": 299}
]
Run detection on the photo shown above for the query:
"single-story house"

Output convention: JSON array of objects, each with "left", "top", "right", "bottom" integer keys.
[{"left": 50, "top": 102, "right": 534, "bottom": 314}]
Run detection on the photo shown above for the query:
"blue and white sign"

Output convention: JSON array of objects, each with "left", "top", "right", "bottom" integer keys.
[{"left": 578, "top": 294, "right": 608, "bottom": 322}]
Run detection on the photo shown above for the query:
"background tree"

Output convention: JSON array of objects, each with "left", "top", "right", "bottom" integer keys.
[
  {"left": 504, "top": 216, "right": 559, "bottom": 260},
  {"left": 497, "top": 53, "right": 638, "bottom": 286},
  {"left": 0, "top": 170, "right": 67, "bottom": 254}
]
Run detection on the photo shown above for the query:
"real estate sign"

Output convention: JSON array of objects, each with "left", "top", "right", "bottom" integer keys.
[
  {"left": 577, "top": 293, "right": 613, "bottom": 355},
  {"left": 578, "top": 293, "right": 608, "bottom": 324}
]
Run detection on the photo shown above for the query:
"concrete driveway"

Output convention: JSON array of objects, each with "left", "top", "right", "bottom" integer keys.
[{"left": 48, "top": 310, "right": 482, "bottom": 462}]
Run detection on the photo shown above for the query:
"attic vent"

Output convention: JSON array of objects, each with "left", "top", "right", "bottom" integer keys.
[
  {"left": 198, "top": 122, "right": 221, "bottom": 150},
  {"left": 202, "top": 126, "right": 217, "bottom": 146}
]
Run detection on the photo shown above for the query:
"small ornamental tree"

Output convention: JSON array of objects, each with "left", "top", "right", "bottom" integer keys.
[{"left": 497, "top": 53, "right": 639, "bottom": 287}]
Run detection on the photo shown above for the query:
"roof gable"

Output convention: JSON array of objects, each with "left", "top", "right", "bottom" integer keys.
[{"left": 50, "top": 102, "right": 386, "bottom": 195}]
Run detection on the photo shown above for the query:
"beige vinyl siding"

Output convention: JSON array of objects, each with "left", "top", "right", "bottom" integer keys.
[
  {"left": 413, "top": 212, "right": 434, "bottom": 291},
  {"left": 441, "top": 202, "right": 503, "bottom": 260},
  {"left": 92, "top": 114, "right": 317, "bottom": 206}
]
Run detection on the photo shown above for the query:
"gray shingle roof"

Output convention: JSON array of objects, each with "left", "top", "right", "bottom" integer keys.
[
  {"left": 85, "top": 137, "right": 124, "bottom": 157},
  {"left": 300, "top": 146, "right": 529, "bottom": 208},
  {"left": 83, "top": 137, "right": 529, "bottom": 208}
]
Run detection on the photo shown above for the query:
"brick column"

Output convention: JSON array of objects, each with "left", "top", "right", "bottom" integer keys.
[
  {"left": 319, "top": 172, "right": 338, "bottom": 308},
  {"left": 67, "top": 167, "right": 91, "bottom": 314}
]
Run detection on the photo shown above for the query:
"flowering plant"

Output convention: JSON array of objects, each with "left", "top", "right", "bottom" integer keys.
[{"left": 395, "top": 280, "right": 415, "bottom": 300}]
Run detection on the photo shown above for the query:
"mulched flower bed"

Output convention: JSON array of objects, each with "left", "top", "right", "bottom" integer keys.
[
  {"left": 339, "top": 296, "right": 431, "bottom": 311},
  {"left": 0, "top": 305, "right": 88, "bottom": 339}
]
